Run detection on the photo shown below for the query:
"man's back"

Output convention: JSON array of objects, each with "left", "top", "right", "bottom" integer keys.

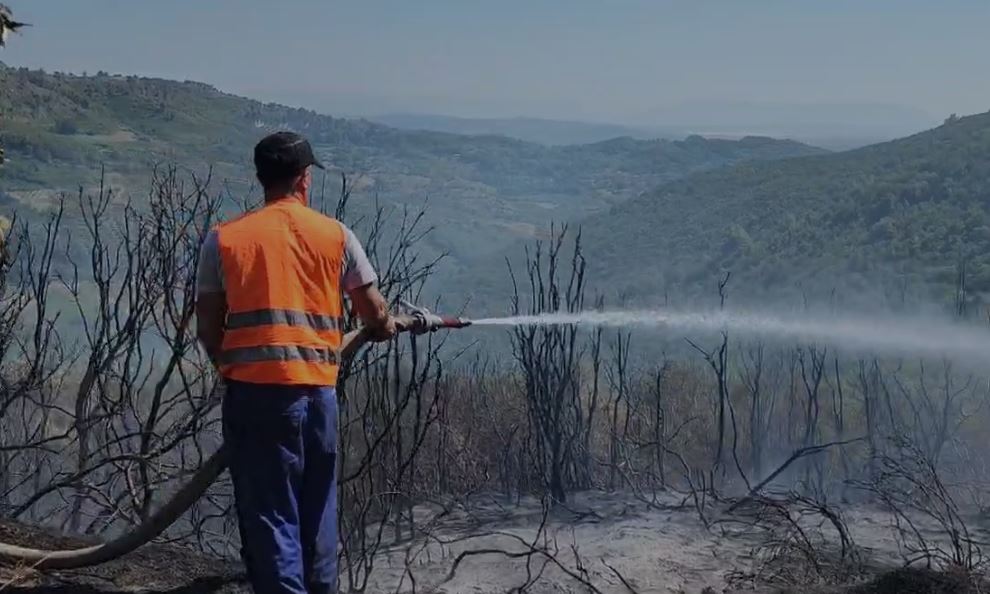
[
  {"left": 214, "top": 199, "right": 348, "bottom": 386},
  {"left": 218, "top": 199, "right": 346, "bottom": 319}
]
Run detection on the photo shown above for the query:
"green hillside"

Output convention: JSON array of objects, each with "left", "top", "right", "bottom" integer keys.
[
  {"left": 567, "top": 111, "right": 990, "bottom": 309},
  {"left": 0, "top": 63, "right": 824, "bottom": 273}
]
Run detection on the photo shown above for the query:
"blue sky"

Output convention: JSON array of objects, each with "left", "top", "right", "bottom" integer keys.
[{"left": 2, "top": 1, "right": 988, "bottom": 124}]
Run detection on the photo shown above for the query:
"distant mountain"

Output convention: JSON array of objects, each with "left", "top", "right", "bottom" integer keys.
[
  {"left": 371, "top": 103, "right": 938, "bottom": 151},
  {"left": 640, "top": 100, "right": 939, "bottom": 150},
  {"left": 565, "top": 110, "right": 990, "bottom": 309},
  {"left": 0, "top": 63, "right": 825, "bottom": 278},
  {"left": 369, "top": 113, "right": 665, "bottom": 146}
]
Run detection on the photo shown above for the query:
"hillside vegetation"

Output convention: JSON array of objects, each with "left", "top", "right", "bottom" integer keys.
[
  {"left": 0, "top": 63, "right": 824, "bottom": 272},
  {"left": 560, "top": 112, "right": 987, "bottom": 309}
]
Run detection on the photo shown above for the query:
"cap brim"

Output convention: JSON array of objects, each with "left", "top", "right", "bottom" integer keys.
[{"left": 312, "top": 159, "right": 326, "bottom": 170}]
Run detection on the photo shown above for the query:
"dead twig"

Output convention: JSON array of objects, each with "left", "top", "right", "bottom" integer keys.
[{"left": 727, "top": 437, "right": 865, "bottom": 513}]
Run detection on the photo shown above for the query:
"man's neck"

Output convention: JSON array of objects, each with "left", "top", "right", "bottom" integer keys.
[{"left": 264, "top": 191, "right": 306, "bottom": 205}]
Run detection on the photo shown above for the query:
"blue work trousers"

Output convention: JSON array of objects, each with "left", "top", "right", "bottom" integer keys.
[{"left": 223, "top": 381, "right": 339, "bottom": 594}]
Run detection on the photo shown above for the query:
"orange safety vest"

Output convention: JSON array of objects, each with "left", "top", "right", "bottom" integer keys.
[{"left": 216, "top": 197, "right": 346, "bottom": 386}]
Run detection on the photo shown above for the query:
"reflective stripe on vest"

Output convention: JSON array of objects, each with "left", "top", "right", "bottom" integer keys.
[
  {"left": 216, "top": 198, "right": 346, "bottom": 386},
  {"left": 226, "top": 309, "right": 345, "bottom": 332},
  {"left": 219, "top": 344, "right": 339, "bottom": 365}
]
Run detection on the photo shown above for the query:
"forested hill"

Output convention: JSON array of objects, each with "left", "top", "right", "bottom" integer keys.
[
  {"left": 0, "top": 63, "right": 824, "bottom": 272},
  {"left": 567, "top": 111, "right": 990, "bottom": 309}
]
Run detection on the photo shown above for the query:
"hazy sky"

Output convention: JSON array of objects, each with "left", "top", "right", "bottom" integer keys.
[{"left": 3, "top": 0, "right": 988, "bottom": 124}]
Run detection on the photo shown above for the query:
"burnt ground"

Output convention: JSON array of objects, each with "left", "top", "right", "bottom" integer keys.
[
  {"left": 847, "top": 567, "right": 987, "bottom": 593},
  {"left": 0, "top": 521, "right": 248, "bottom": 593},
  {"left": 766, "top": 567, "right": 990, "bottom": 594},
  {"left": 1, "top": 517, "right": 986, "bottom": 594},
  {"left": 719, "top": 569, "right": 986, "bottom": 594}
]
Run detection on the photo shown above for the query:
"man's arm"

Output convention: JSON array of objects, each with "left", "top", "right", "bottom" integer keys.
[
  {"left": 196, "top": 293, "right": 227, "bottom": 365},
  {"left": 195, "top": 230, "right": 227, "bottom": 366},
  {"left": 341, "top": 224, "right": 395, "bottom": 342},
  {"left": 349, "top": 283, "right": 395, "bottom": 341}
]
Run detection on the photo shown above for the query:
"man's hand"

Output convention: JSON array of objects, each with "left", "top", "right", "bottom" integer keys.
[
  {"left": 365, "top": 316, "right": 397, "bottom": 342},
  {"left": 348, "top": 283, "right": 395, "bottom": 342}
]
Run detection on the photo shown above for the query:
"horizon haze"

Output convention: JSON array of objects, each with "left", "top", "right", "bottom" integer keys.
[{"left": 2, "top": 1, "right": 984, "bottom": 145}]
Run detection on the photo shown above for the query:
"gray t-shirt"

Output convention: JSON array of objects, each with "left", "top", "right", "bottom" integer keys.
[{"left": 196, "top": 222, "right": 378, "bottom": 296}]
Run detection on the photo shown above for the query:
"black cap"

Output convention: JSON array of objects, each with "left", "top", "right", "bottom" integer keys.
[{"left": 254, "top": 131, "right": 325, "bottom": 183}]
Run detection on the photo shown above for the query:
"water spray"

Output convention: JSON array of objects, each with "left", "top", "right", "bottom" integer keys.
[
  {"left": 469, "top": 308, "right": 990, "bottom": 363},
  {"left": 397, "top": 303, "right": 990, "bottom": 363}
]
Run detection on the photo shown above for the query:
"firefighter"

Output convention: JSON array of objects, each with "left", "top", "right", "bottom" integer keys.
[{"left": 196, "top": 131, "right": 395, "bottom": 594}]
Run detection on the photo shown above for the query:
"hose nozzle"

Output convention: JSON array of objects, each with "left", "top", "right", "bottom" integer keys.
[{"left": 399, "top": 300, "right": 472, "bottom": 334}]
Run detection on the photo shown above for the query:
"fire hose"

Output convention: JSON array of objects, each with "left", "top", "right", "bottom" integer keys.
[{"left": 0, "top": 303, "right": 471, "bottom": 570}]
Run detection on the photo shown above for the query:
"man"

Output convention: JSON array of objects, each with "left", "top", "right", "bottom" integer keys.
[{"left": 196, "top": 131, "right": 396, "bottom": 594}]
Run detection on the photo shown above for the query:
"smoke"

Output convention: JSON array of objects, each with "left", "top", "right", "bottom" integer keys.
[{"left": 472, "top": 309, "right": 990, "bottom": 364}]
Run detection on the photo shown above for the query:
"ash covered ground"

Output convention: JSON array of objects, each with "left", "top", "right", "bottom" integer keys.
[{"left": 4, "top": 490, "right": 988, "bottom": 594}]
